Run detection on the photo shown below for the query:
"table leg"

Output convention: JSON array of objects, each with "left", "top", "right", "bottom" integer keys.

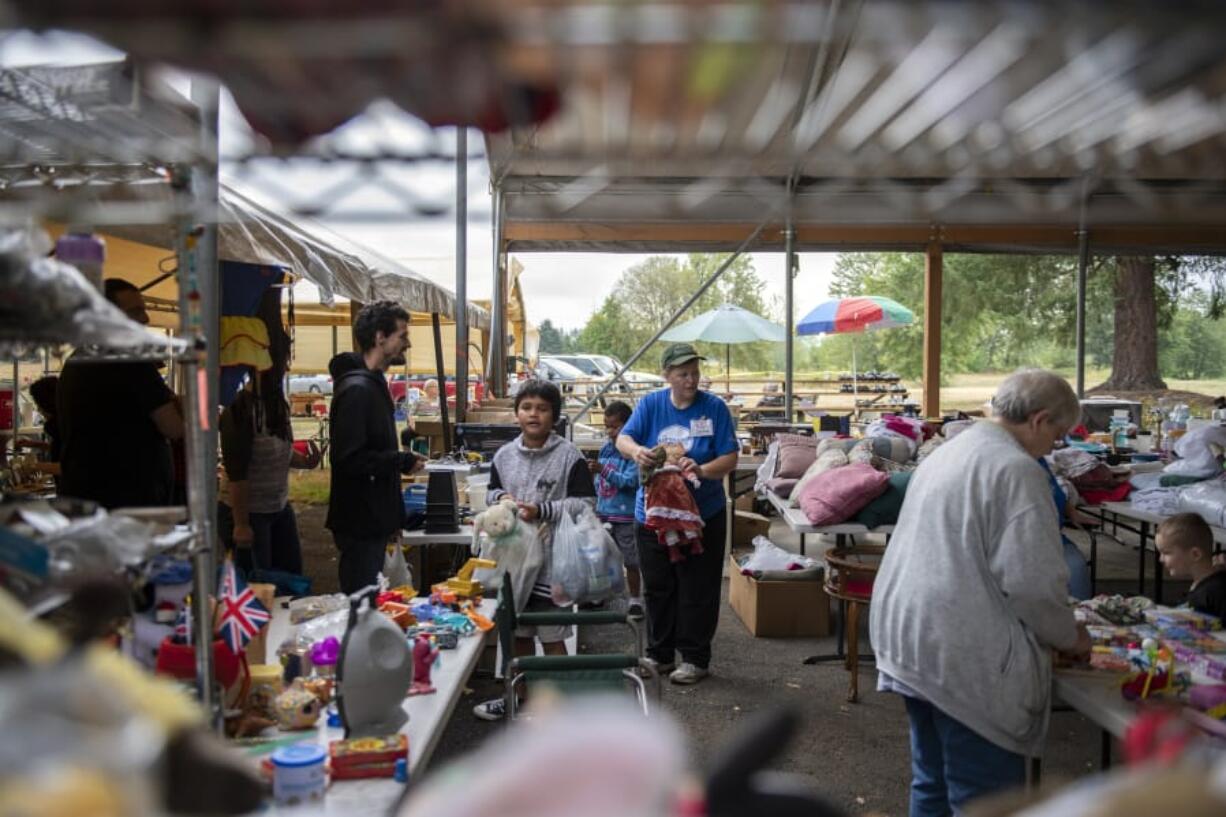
[
  {"left": 1100, "top": 729, "right": 1112, "bottom": 770},
  {"left": 800, "top": 532, "right": 806, "bottom": 556},
  {"left": 1029, "top": 756, "right": 1042, "bottom": 788},
  {"left": 1138, "top": 519, "right": 1148, "bottom": 596},
  {"left": 846, "top": 601, "right": 860, "bottom": 702},
  {"left": 1089, "top": 530, "right": 1098, "bottom": 595},
  {"left": 1151, "top": 522, "right": 1164, "bottom": 604}
]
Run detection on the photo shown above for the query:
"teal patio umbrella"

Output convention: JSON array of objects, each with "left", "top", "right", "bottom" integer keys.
[{"left": 660, "top": 303, "right": 786, "bottom": 391}]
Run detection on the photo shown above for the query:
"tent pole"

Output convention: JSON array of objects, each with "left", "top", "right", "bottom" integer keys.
[
  {"left": 570, "top": 218, "right": 772, "bottom": 426},
  {"left": 487, "top": 188, "right": 506, "bottom": 398},
  {"left": 10, "top": 360, "right": 17, "bottom": 450},
  {"left": 173, "top": 75, "right": 221, "bottom": 732},
  {"left": 922, "top": 242, "right": 943, "bottom": 418},
  {"left": 784, "top": 219, "right": 795, "bottom": 427},
  {"left": 455, "top": 127, "right": 468, "bottom": 423},
  {"left": 432, "top": 313, "right": 452, "bottom": 453},
  {"left": 1075, "top": 229, "right": 1090, "bottom": 398}
]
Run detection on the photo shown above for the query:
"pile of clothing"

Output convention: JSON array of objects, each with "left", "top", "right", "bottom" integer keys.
[
  {"left": 753, "top": 415, "right": 961, "bottom": 528},
  {"left": 1126, "top": 424, "right": 1226, "bottom": 524}
]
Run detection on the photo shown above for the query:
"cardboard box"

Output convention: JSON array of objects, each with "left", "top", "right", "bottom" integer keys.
[
  {"left": 728, "top": 553, "right": 831, "bottom": 637},
  {"left": 735, "top": 492, "right": 757, "bottom": 512},
  {"left": 732, "top": 510, "right": 771, "bottom": 547}
]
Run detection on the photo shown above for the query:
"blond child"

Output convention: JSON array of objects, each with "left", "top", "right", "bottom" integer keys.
[{"left": 1156, "top": 512, "right": 1226, "bottom": 624}]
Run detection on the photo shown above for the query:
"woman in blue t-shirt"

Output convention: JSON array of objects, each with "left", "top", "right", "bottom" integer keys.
[{"left": 617, "top": 342, "right": 739, "bottom": 685}]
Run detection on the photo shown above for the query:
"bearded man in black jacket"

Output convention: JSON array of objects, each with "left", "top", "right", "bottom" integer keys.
[{"left": 326, "top": 300, "right": 425, "bottom": 593}]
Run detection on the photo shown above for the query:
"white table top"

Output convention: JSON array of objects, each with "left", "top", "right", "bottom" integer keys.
[
  {"left": 1084, "top": 501, "right": 1226, "bottom": 546},
  {"left": 256, "top": 597, "right": 494, "bottom": 813},
  {"left": 1052, "top": 671, "right": 1136, "bottom": 739},
  {"left": 402, "top": 526, "right": 474, "bottom": 546}
]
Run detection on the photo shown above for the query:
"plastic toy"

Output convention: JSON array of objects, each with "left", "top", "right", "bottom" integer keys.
[
  {"left": 431, "top": 557, "right": 498, "bottom": 599},
  {"left": 274, "top": 677, "right": 324, "bottom": 731},
  {"left": 461, "top": 600, "right": 494, "bottom": 632},
  {"left": 408, "top": 635, "right": 440, "bottom": 696},
  {"left": 405, "top": 624, "right": 461, "bottom": 649},
  {"left": 1120, "top": 638, "right": 1176, "bottom": 701},
  {"left": 379, "top": 601, "right": 414, "bottom": 629}
]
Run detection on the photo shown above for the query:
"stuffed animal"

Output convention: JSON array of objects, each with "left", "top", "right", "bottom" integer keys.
[
  {"left": 471, "top": 499, "right": 542, "bottom": 612},
  {"left": 642, "top": 444, "right": 704, "bottom": 562}
]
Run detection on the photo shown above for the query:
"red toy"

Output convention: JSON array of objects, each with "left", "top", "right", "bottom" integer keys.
[
  {"left": 408, "top": 635, "right": 439, "bottom": 696},
  {"left": 643, "top": 444, "right": 704, "bottom": 563}
]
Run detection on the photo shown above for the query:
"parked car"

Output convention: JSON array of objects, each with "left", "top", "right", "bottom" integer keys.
[
  {"left": 548, "top": 354, "right": 665, "bottom": 388},
  {"left": 287, "top": 373, "right": 333, "bottom": 395},
  {"left": 542, "top": 354, "right": 627, "bottom": 393}
]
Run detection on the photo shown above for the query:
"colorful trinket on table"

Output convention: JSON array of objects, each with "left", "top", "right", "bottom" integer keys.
[
  {"left": 379, "top": 601, "right": 414, "bottom": 629},
  {"left": 329, "top": 734, "right": 408, "bottom": 780},
  {"left": 430, "top": 557, "right": 497, "bottom": 599},
  {"left": 408, "top": 635, "right": 440, "bottom": 696},
  {"left": 460, "top": 600, "right": 494, "bottom": 632},
  {"left": 274, "top": 677, "right": 323, "bottom": 731},
  {"left": 1120, "top": 638, "right": 1177, "bottom": 701}
]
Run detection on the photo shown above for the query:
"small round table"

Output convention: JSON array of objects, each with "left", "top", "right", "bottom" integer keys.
[{"left": 823, "top": 544, "right": 885, "bottom": 702}]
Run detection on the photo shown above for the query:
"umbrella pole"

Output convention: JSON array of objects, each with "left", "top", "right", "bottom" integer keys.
[
  {"left": 852, "top": 337, "right": 859, "bottom": 417},
  {"left": 726, "top": 344, "right": 731, "bottom": 394}
]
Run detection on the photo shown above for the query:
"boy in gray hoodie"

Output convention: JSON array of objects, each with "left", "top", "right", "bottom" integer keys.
[{"left": 472, "top": 379, "right": 595, "bottom": 721}]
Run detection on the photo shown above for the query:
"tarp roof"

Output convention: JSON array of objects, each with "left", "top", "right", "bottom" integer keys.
[{"left": 485, "top": 1, "right": 1226, "bottom": 254}]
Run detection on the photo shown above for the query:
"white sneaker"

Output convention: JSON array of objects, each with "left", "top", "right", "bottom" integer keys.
[
  {"left": 669, "top": 662, "right": 710, "bottom": 685},
  {"left": 472, "top": 697, "right": 508, "bottom": 721},
  {"left": 642, "top": 657, "right": 675, "bottom": 676}
]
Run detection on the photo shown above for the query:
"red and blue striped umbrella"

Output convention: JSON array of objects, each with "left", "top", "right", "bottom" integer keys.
[{"left": 796, "top": 296, "right": 914, "bottom": 335}]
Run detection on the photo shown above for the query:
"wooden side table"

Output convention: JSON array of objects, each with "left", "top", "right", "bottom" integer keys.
[{"left": 823, "top": 544, "right": 885, "bottom": 703}]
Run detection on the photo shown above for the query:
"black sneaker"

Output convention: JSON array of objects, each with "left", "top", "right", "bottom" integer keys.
[{"left": 473, "top": 697, "right": 508, "bottom": 721}]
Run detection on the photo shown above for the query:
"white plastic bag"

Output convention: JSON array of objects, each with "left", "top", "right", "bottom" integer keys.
[
  {"left": 739, "top": 536, "right": 819, "bottom": 574},
  {"left": 550, "top": 507, "right": 625, "bottom": 606},
  {"left": 382, "top": 544, "right": 412, "bottom": 588},
  {"left": 1178, "top": 480, "right": 1226, "bottom": 528}
]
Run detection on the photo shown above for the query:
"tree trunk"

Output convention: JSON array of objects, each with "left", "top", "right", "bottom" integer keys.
[{"left": 1097, "top": 257, "right": 1167, "bottom": 392}]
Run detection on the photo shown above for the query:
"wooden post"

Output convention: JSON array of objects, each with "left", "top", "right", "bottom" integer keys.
[{"left": 923, "top": 242, "right": 943, "bottom": 418}]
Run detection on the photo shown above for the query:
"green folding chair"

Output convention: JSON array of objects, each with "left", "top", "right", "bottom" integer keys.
[{"left": 495, "top": 581, "right": 659, "bottom": 721}]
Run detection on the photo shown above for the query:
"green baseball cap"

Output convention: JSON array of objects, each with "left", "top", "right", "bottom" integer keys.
[{"left": 661, "top": 342, "right": 706, "bottom": 370}]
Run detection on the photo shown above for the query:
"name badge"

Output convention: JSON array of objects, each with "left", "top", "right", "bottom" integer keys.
[{"left": 690, "top": 418, "right": 714, "bottom": 437}]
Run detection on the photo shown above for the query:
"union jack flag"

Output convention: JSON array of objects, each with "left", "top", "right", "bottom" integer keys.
[{"left": 215, "top": 558, "right": 269, "bottom": 653}]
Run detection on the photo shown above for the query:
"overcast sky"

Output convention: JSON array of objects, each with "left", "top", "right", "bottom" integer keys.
[{"left": 2, "top": 28, "right": 841, "bottom": 332}]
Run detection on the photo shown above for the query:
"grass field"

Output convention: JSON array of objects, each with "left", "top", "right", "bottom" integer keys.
[{"left": 907, "top": 369, "right": 1226, "bottom": 412}]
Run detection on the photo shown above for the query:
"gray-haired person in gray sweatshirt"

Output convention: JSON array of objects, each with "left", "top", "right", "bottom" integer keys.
[
  {"left": 473, "top": 379, "right": 595, "bottom": 722},
  {"left": 869, "top": 369, "right": 1092, "bottom": 816}
]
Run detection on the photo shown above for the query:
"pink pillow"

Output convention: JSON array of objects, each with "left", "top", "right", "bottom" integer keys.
[
  {"left": 775, "top": 434, "right": 818, "bottom": 479},
  {"left": 797, "top": 463, "right": 890, "bottom": 526}
]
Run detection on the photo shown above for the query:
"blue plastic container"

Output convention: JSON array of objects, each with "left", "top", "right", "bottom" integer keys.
[{"left": 403, "top": 484, "right": 428, "bottom": 514}]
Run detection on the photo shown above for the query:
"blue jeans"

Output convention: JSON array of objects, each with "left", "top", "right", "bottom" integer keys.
[
  {"left": 905, "top": 697, "right": 1025, "bottom": 817},
  {"left": 1063, "top": 537, "right": 1092, "bottom": 600},
  {"left": 218, "top": 503, "right": 303, "bottom": 575}
]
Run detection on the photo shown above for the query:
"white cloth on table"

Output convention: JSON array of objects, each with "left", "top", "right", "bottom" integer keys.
[
  {"left": 1178, "top": 479, "right": 1226, "bottom": 528},
  {"left": 754, "top": 441, "right": 779, "bottom": 494},
  {"left": 1047, "top": 448, "right": 1101, "bottom": 480},
  {"left": 1131, "top": 486, "right": 1185, "bottom": 517},
  {"left": 1166, "top": 424, "right": 1226, "bottom": 478}
]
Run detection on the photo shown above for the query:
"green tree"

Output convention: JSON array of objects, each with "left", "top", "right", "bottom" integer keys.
[
  {"left": 575, "top": 254, "right": 780, "bottom": 375},
  {"left": 537, "top": 319, "right": 567, "bottom": 354}
]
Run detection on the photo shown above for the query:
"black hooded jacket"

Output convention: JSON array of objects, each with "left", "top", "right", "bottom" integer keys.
[{"left": 325, "top": 352, "right": 413, "bottom": 539}]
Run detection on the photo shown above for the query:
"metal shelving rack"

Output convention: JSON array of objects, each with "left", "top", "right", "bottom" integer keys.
[{"left": 0, "top": 62, "right": 224, "bottom": 725}]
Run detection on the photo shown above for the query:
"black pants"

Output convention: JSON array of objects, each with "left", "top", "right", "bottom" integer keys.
[
  {"left": 218, "top": 503, "right": 303, "bottom": 575},
  {"left": 636, "top": 511, "right": 726, "bottom": 669},
  {"left": 334, "top": 533, "right": 390, "bottom": 595}
]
